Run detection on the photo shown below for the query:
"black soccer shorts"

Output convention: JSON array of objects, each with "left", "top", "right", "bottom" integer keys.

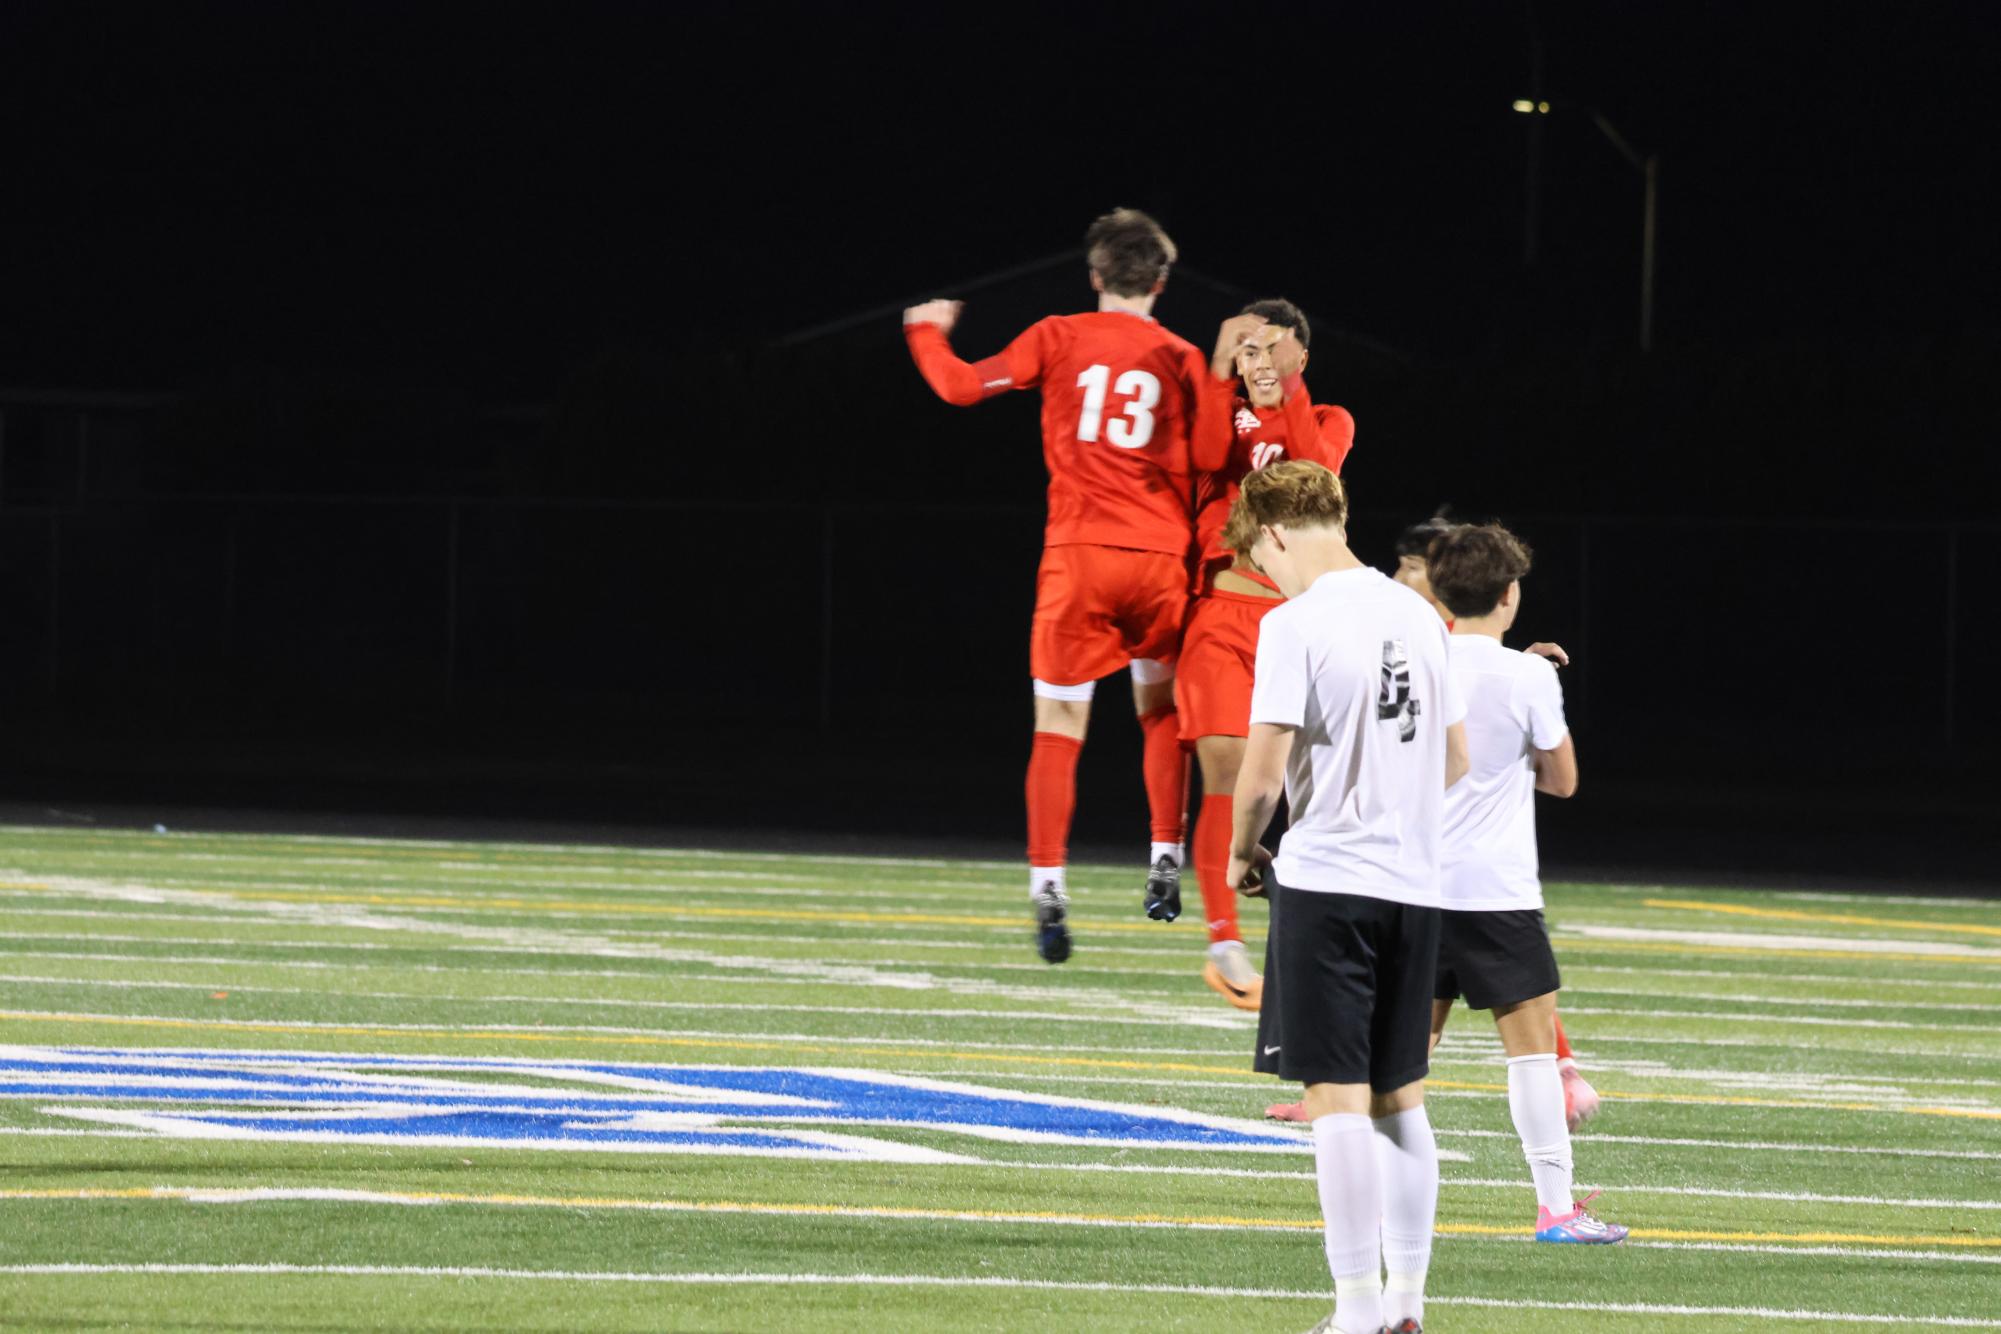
[
  {"left": 1434, "top": 907, "right": 1562, "bottom": 1011},
  {"left": 1259, "top": 875, "right": 1440, "bottom": 1093}
]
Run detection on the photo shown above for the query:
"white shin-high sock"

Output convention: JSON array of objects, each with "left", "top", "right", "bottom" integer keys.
[
  {"left": 1373, "top": 1105, "right": 1439, "bottom": 1328},
  {"left": 1507, "top": 1052, "right": 1575, "bottom": 1213},
  {"left": 1312, "top": 1113, "right": 1384, "bottom": 1333}
]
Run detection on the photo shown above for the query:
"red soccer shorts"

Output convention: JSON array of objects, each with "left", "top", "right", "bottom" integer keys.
[
  {"left": 1030, "top": 544, "right": 1189, "bottom": 687},
  {"left": 1175, "top": 590, "right": 1281, "bottom": 742}
]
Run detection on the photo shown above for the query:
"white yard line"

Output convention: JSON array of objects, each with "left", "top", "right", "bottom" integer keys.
[
  {"left": 1557, "top": 924, "right": 2001, "bottom": 960},
  {"left": 0, "top": 974, "right": 1252, "bottom": 1032},
  {"left": 0, "top": 1265, "right": 1995, "bottom": 1324},
  {"left": 1436, "top": 1126, "right": 2001, "bottom": 1162},
  {"left": 1564, "top": 962, "right": 2001, "bottom": 994},
  {"left": 1563, "top": 984, "right": 2000, "bottom": 1014},
  {"left": 1552, "top": 1003, "right": 2001, "bottom": 1034},
  {"left": 0, "top": 1006, "right": 1248, "bottom": 1056},
  {"left": 0, "top": 877, "right": 1248, "bottom": 1028},
  {"left": 0, "top": 916, "right": 1225, "bottom": 962},
  {"left": 1778, "top": 891, "right": 2000, "bottom": 910}
]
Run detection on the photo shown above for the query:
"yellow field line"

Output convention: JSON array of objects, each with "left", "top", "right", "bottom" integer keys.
[
  {"left": 0, "top": 1187, "right": 1992, "bottom": 1249},
  {"left": 1644, "top": 898, "right": 2001, "bottom": 940},
  {"left": 0, "top": 885, "right": 1187, "bottom": 933},
  {"left": 1555, "top": 937, "right": 2001, "bottom": 968},
  {"left": 3, "top": 1010, "right": 1996, "bottom": 1120}
]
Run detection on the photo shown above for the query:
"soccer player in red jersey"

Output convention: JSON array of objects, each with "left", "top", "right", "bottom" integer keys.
[
  {"left": 1160, "top": 300, "right": 1354, "bottom": 1010},
  {"left": 903, "top": 208, "right": 1227, "bottom": 964}
]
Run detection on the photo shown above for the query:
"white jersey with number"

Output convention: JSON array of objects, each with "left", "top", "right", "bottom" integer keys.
[
  {"left": 1440, "top": 634, "right": 1570, "bottom": 911},
  {"left": 1249, "top": 565, "right": 1465, "bottom": 906}
]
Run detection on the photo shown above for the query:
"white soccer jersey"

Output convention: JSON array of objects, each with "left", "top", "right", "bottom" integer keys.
[
  {"left": 1440, "top": 634, "right": 1570, "bottom": 911},
  {"left": 1249, "top": 566, "right": 1465, "bottom": 906}
]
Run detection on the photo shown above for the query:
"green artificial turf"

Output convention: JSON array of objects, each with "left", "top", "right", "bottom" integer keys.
[{"left": 0, "top": 825, "right": 1996, "bottom": 1331}]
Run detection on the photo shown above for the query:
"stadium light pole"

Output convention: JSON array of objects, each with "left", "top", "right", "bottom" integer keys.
[{"left": 1514, "top": 98, "right": 1658, "bottom": 352}]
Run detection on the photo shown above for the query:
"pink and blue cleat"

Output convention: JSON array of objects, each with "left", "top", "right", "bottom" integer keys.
[{"left": 1536, "top": 1192, "right": 1628, "bottom": 1244}]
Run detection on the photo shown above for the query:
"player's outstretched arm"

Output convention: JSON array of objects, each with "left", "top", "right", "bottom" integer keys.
[
  {"left": 903, "top": 302, "right": 1047, "bottom": 407},
  {"left": 1534, "top": 733, "right": 1579, "bottom": 797}
]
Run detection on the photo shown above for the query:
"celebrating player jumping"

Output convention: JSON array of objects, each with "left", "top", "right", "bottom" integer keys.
[{"left": 903, "top": 208, "right": 1227, "bottom": 964}]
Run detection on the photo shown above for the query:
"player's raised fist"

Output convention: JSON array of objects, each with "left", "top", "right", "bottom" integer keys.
[
  {"left": 1526, "top": 642, "right": 1570, "bottom": 667},
  {"left": 1211, "top": 313, "right": 1266, "bottom": 378},
  {"left": 904, "top": 299, "right": 963, "bottom": 333}
]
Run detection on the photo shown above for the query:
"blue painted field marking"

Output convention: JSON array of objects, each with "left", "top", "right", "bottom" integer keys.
[{"left": 0, "top": 1047, "right": 1304, "bottom": 1162}]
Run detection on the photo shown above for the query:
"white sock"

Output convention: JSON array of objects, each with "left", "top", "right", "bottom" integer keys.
[
  {"left": 1312, "top": 1113, "right": 1383, "bottom": 1333},
  {"left": 1028, "top": 866, "right": 1067, "bottom": 902},
  {"left": 1373, "top": 1105, "right": 1438, "bottom": 1328},
  {"left": 1334, "top": 1276, "right": 1384, "bottom": 1334},
  {"left": 1508, "top": 1052, "right": 1574, "bottom": 1213},
  {"left": 1149, "top": 841, "right": 1182, "bottom": 868}
]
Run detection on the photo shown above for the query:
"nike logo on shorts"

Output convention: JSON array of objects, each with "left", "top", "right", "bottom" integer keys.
[{"left": 1263, "top": 1045, "right": 1281, "bottom": 1055}]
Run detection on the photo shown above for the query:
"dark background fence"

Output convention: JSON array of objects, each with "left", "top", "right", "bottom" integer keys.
[{"left": 4, "top": 392, "right": 1995, "bottom": 886}]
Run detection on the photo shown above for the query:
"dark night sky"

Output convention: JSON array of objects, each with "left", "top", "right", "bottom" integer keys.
[{"left": 2, "top": 2, "right": 1997, "bottom": 387}]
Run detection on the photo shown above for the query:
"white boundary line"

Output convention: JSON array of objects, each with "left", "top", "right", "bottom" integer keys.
[{"left": 0, "top": 1266, "right": 1996, "bottom": 1325}]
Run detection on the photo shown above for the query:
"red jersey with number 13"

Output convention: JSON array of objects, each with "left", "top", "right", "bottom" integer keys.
[{"left": 906, "top": 311, "right": 1222, "bottom": 556}]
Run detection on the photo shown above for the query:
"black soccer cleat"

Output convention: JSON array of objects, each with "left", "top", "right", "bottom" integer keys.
[
  {"left": 1142, "top": 854, "right": 1182, "bottom": 922},
  {"left": 1034, "top": 883, "right": 1072, "bottom": 963}
]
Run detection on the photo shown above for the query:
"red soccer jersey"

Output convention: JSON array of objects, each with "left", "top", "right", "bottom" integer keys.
[
  {"left": 906, "top": 311, "right": 1227, "bottom": 555},
  {"left": 1191, "top": 376, "right": 1356, "bottom": 584}
]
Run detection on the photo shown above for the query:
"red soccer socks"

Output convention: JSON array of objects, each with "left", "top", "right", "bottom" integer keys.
[{"left": 1025, "top": 731, "right": 1084, "bottom": 870}]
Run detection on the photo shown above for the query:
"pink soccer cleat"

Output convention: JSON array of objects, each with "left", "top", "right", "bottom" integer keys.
[
  {"left": 1535, "top": 1191, "right": 1628, "bottom": 1244},
  {"left": 1264, "top": 1100, "right": 1310, "bottom": 1123},
  {"left": 1559, "top": 1056, "right": 1600, "bottom": 1131}
]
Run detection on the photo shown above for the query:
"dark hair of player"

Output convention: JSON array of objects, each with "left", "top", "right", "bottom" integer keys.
[
  {"left": 1393, "top": 510, "right": 1459, "bottom": 560},
  {"left": 1239, "top": 298, "right": 1310, "bottom": 350},
  {"left": 1231, "top": 459, "right": 1349, "bottom": 541},
  {"left": 1426, "top": 523, "right": 1535, "bottom": 620},
  {"left": 1085, "top": 208, "right": 1178, "bottom": 297}
]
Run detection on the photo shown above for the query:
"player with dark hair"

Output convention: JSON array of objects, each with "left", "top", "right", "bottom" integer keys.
[
  {"left": 1225, "top": 460, "right": 1468, "bottom": 1334},
  {"left": 903, "top": 208, "right": 1228, "bottom": 964},
  {"left": 1386, "top": 512, "right": 1599, "bottom": 1129},
  {"left": 1147, "top": 297, "right": 1355, "bottom": 1010},
  {"left": 1425, "top": 522, "right": 1626, "bottom": 1246}
]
